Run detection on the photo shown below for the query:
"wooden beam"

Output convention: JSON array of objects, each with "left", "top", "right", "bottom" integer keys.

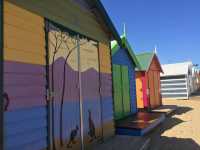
[{"left": 0, "top": 0, "right": 4, "bottom": 149}]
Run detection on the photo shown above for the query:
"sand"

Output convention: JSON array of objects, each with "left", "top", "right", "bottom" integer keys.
[
  {"left": 93, "top": 96, "right": 200, "bottom": 150},
  {"left": 148, "top": 98, "right": 200, "bottom": 150}
]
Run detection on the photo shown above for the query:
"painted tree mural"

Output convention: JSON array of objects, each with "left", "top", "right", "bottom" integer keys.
[{"left": 48, "top": 22, "right": 103, "bottom": 149}]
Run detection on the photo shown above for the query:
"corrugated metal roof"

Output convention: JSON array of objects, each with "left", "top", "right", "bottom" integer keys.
[{"left": 161, "top": 61, "right": 193, "bottom": 76}]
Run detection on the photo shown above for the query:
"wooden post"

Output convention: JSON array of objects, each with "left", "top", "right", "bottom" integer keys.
[
  {"left": 0, "top": 0, "right": 4, "bottom": 149},
  {"left": 77, "top": 35, "right": 84, "bottom": 150},
  {"left": 44, "top": 19, "right": 52, "bottom": 150}
]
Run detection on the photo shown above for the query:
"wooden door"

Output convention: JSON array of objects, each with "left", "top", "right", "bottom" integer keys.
[
  {"left": 148, "top": 70, "right": 156, "bottom": 108},
  {"left": 121, "top": 66, "right": 131, "bottom": 116},
  {"left": 112, "top": 65, "right": 131, "bottom": 120},
  {"left": 48, "top": 22, "right": 81, "bottom": 149},
  {"left": 48, "top": 22, "right": 103, "bottom": 149},
  {"left": 112, "top": 65, "right": 123, "bottom": 120},
  {"left": 80, "top": 38, "right": 102, "bottom": 146},
  {"left": 153, "top": 72, "right": 161, "bottom": 107},
  {"left": 136, "top": 72, "right": 144, "bottom": 108}
]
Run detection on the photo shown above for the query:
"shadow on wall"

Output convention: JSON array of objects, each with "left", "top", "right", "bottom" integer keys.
[{"left": 148, "top": 106, "right": 200, "bottom": 150}]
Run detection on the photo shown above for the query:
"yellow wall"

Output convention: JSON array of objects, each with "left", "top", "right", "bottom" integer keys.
[
  {"left": 4, "top": 1, "right": 45, "bottom": 65},
  {"left": 99, "top": 43, "right": 112, "bottom": 74},
  {"left": 8, "top": 0, "right": 109, "bottom": 43}
]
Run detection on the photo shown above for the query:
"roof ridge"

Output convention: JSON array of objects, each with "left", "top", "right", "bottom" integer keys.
[{"left": 136, "top": 52, "right": 154, "bottom": 55}]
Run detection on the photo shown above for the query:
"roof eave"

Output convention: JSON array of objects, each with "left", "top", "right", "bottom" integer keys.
[
  {"left": 91, "top": 0, "right": 122, "bottom": 47},
  {"left": 122, "top": 37, "right": 142, "bottom": 69}
]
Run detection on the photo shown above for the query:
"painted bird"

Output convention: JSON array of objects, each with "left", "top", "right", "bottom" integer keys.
[{"left": 67, "top": 125, "right": 79, "bottom": 148}]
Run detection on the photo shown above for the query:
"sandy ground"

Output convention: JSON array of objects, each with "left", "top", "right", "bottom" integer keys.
[
  {"left": 148, "top": 97, "right": 200, "bottom": 150},
  {"left": 93, "top": 95, "right": 200, "bottom": 150}
]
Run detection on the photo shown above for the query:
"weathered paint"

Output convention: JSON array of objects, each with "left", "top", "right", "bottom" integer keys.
[{"left": 112, "top": 47, "right": 137, "bottom": 120}]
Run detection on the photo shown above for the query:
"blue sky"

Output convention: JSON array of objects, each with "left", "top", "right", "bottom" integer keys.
[{"left": 101, "top": 0, "right": 200, "bottom": 66}]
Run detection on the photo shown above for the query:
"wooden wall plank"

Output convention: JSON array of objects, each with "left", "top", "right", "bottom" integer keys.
[
  {"left": 5, "top": 49, "right": 45, "bottom": 65},
  {"left": 8, "top": 0, "right": 109, "bottom": 43},
  {"left": 4, "top": 1, "right": 45, "bottom": 65},
  {"left": 99, "top": 43, "right": 111, "bottom": 73}
]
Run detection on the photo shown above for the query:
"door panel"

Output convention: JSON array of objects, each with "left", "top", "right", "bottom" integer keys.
[
  {"left": 148, "top": 71, "right": 156, "bottom": 108},
  {"left": 154, "top": 72, "right": 161, "bottom": 107},
  {"left": 136, "top": 73, "right": 144, "bottom": 108},
  {"left": 112, "top": 65, "right": 131, "bottom": 120},
  {"left": 79, "top": 38, "right": 102, "bottom": 145},
  {"left": 112, "top": 65, "right": 123, "bottom": 120},
  {"left": 48, "top": 22, "right": 81, "bottom": 149},
  {"left": 48, "top": 22, "right": 103, "bottom": 149},
  {"left": 153, "top": 72, "right": 158, "bottom": 106},
  {"left": 121, "top": 66, "right": 131, "bottom": 115}
]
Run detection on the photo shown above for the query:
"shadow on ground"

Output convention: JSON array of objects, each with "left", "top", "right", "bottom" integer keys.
[
  {"left": 148, "top": 137, "right": 200, "bottom": 150},
  {"left": 92, "top": 105, "right": 199, "bottom": 150},
  {"left": 173, "top": 106, "right": 193, "bottom": 115},
  {"left": 148, "top": 106, "right": 200, "bottom": 150}
]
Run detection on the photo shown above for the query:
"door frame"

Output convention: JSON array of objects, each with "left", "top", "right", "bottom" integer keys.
[
  {"left": 44, "top": 19, "right": 52, "bottom": 150},
  {"left": 45, "top": 19, "right": 103, "bottom": 149},
  {"left": 0, "top": 0, "right": 4, "bottom": 149}
]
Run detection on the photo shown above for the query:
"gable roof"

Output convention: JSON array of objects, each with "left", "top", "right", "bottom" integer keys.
[
  {"left": 111, "top": 35, "right": 141, "bottom": 69},
  {"left": 136, "top": 52, "right": 163, "bottom": 72},
  {"left": 86, "top": 0, "right": 122, "bottom": 46},
  {"left": 161, "top": 61, "right": 193, "bottom": 76}
]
